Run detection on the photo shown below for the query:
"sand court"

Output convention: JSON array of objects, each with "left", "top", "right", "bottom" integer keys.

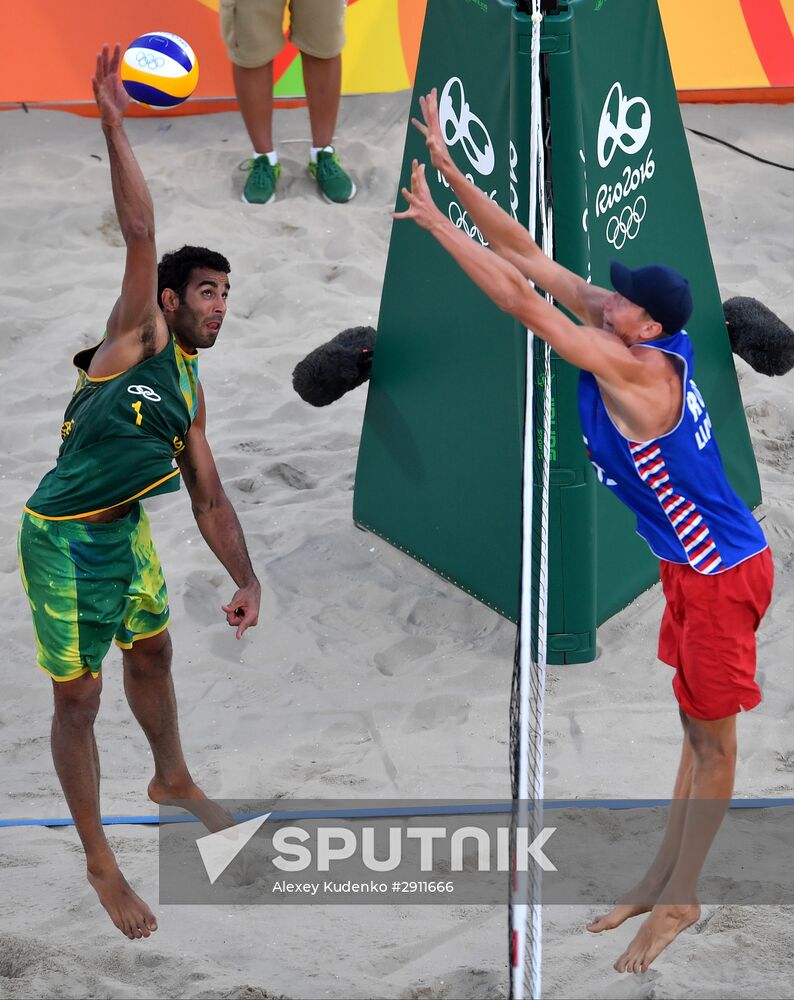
[{"left": 1, "top": 92, "right": 793, "bottom": 998}]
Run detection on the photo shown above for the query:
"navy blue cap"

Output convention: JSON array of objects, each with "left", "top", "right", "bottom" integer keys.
[{"left": 610, "top": 261, "right": 693, "bottom": 334}]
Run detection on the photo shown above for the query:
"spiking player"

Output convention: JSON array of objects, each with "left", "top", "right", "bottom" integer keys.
[{"left": 18, "top": 46, "right": 260, "bottom": 940}]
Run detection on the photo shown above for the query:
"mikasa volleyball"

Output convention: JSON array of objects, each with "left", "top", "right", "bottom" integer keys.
[{"left": 120, "top": 32, "right": 199, "bottom": 110}]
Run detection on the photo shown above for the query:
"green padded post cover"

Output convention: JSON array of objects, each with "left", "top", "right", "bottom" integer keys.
[
  {"left": 353, "top": 0, "right": 762, "bottom": 663},
  {"left": 354, "top": 0, "right": 530, "bottom": 621}
]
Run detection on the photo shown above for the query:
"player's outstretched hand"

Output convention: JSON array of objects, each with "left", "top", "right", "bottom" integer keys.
[
  {"left": 411, "top": 89, "right": 453, "bottom": 175},
  {"left": 222, "top": 582, "right": 261, "bottom": 639},
  {"left": 393, "top": 160, "right": 444, "bottom": 232},
  {"left": 92, "top": 43, "right": 130, "bottom": 128}
]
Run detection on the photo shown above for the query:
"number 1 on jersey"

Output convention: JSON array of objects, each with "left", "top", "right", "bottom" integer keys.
[{"left": 131, "top": 400, "right": 143, "bottom": 426}]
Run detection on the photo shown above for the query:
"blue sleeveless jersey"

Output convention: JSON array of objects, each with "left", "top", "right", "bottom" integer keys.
[{"left": 577, "top": 330, "right": 767, "bottom": 575}]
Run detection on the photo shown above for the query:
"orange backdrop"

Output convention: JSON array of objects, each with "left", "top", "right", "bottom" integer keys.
[{"left": 2, "top": 0, "right": 792, "bottom": 114}]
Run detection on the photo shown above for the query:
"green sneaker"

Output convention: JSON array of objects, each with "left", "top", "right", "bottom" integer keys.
[
  {"left": 242, "top": 156, "right": 281, "bottom": 205},
  {"left": 309, "top": 148, "right": 356, "bottom": 204}
]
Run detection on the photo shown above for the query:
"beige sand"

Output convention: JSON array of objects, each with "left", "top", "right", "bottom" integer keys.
[{"left": 0, "top": 94, "right": 792, "bottom": 998}]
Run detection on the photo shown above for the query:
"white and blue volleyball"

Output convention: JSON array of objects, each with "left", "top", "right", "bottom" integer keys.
[{"left": 121, "top": 32, "right": 199, "bottom": 110}]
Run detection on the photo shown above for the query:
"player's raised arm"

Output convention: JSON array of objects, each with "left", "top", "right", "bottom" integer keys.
[
  {"left": 92, "top": 44, "right": 165, "bottom": 346},
  {"left": 395, "top": 160, "right": 642, "bottom": 386},
  {"left": 413, "top": 88, "right": 609, "bottom": 327}
]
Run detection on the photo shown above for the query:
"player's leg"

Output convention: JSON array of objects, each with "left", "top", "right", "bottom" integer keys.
[
  {"left": 121, "top": 628, "right": 187, "bottom": 795},
  {"left": 122, "top": 630, "right": 235, "bottom": 833},
  {"left": 664, "top": 712, "right": 736, "bottom": 894},
  {"left": 118, "top": 509, "right": 233, "bottom": 833},
  {"left": 587, "top": 714, "right": 694, "bottom": 933},
  {"left": 613, "top": 552, "right": 771, "bottom": 972},
  {"left": 52, "top": 673, "right": 158, "bottom": 939},
  {"left": 19, "top": 510, "right": 156, "bottom": 938},
  {"left": 613, "top": 712, "right": 736, "bottom": 973}
]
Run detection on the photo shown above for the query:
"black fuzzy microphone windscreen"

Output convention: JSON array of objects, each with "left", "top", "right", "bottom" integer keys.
[
  {"left": 723, "top": 297, "right": 794, "bottom": 377},
  {"left": 292, "top": 326, "right": 377, "bottom": 406}
]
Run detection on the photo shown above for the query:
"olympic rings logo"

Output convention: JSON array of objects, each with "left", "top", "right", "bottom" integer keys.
[
  {"left": 597, "top": 82, "right": 651, "bottom": 168},
  {"left": 438, "top": 77, "right": 495, "bottom": 177},
  {"left": 605, "top": 196, "right": 646, "bottom": 249},
  {"left": 127, "top": 384, "right": 162, "bottom": 402},
  {"left": 136, "top": 54, "right": 165, "bottom": 70},
  {"left": 449, "top": 201, "right": 487, "bottom": 245}
]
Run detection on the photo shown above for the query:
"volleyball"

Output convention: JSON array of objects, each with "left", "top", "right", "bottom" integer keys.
[{"left": 120, "top": 32, "right": 199, "bottom": 110}]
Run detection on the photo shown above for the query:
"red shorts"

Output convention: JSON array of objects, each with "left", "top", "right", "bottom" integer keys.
[{"left": 658, "top": 547, "right": 774, "bottom": 721}]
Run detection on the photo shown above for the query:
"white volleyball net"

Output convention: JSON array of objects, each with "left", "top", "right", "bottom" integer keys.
[{"left": 508, "top": 4, "right": 552, "bottom": 998}]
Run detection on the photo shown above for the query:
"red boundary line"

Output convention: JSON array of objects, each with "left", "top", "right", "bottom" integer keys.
[{"left": 677, "top": 86, "right": 794, "bottom": 104}]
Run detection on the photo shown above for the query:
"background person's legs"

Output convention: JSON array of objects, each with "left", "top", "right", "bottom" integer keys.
[
  {"left": 291, "top": 0, "right": 355, "bottom": 202},
  {"left": 302, "top": 52, "right": 341, "bottom": 149},
  {"left": 221, "top": 0, "right": 284, "bottom": 202},
  {"left": 222, "top": 0, "right": 355, "bottom": 203},
  {"left": 232, "top": 61, "right": 275, "bottom": 156},
  {"left": 227, "top": 27, "right": 346, "bottom": 159}
]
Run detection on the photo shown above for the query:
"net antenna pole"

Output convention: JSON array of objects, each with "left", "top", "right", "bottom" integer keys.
[{"left": 509, "top": 1, "right": 551, "bottom": 998}]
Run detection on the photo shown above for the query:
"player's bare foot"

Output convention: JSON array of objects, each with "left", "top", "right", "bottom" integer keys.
[
  {"left": 614, "top": 902, "right": 701, "bottom": 973},
  {"left": 148, "top": 775, "right": 235, "bottom": 833},
  {"left": 587, "top": 878, "right": 663, "bottom": 932},
  {"left": 587, "top": 901, "right": 653, "bottom": 932},
  {"left": 87, "top": 863, "right": 157, "bottom": 940}
]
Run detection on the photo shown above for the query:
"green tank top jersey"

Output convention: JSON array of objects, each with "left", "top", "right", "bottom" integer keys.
[{"left": 26, "top": 335, "right": 200, "bottom": 519}]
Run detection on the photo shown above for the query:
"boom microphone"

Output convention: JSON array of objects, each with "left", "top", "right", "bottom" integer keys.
[
  {"left": 292, "top": 325, "right": 376, "bottom": 406},
  {"left": 723, "top": 297, "right": 794, "bottom": 377}
]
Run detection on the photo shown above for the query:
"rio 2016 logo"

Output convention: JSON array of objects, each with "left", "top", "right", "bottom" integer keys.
[
  {"left": 597, "top": 82, "right": 651, "bottom": 169},
  {"left": 438, "top": 76, "right": 495, "bottom": 177},
  {"left": 605, "top": 196, "right": 646, "bottom": 249},
  {"left": 435, "top": 76, "right": 499, "bottom": 244},
  {"left": 595, "top": 81, "right": 655, "bottom": 248}
]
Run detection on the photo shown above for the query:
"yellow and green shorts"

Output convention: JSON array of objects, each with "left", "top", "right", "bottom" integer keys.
[{"left": 18, "top": 503, "right": 169, "bottom": 682}]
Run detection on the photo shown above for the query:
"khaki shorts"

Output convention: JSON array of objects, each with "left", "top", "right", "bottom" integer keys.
[{"left": 221, "top": 0, "right": 347, "bottom": 68}]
